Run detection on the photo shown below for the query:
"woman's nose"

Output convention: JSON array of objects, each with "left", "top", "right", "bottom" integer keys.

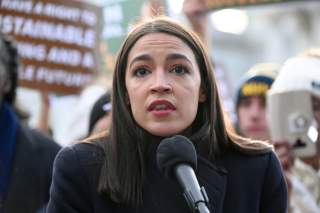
[{"left": 150, "top": 71, "right": 172, "bottom": 93}]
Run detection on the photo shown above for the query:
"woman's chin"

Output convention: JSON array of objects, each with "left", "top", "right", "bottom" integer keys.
[
  {"left": 146, "top": 125, "right": 192, "bottom": 138},
  {"left": 147, "top": 128, "right": 182, "bottom": 138}
]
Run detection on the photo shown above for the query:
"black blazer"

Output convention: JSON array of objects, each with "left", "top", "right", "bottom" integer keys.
[
  {"left": 47, "top": 141, "right": 287, "bottom": 213},
  {"left": 1, "top": 123, "right": 61, "bottom": 213}
]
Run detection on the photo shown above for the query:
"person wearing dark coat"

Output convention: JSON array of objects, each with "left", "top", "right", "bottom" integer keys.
[
  {"left": 0, "top": 34, "right": 60, "bottom": 213},
  {"left": 49, "top": 139, "right": 286, "bottom": 213},
  {"left": 47, "top": 17, "right": 287, "bottom": 212}
]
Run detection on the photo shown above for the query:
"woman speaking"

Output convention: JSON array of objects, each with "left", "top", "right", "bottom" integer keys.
[{"left": 47, "top": 17, "right": 287, "bottom": 212}]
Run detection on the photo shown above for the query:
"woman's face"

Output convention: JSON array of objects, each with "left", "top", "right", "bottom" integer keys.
[{"left": 125, "top": 32, "right": 204, "bottom": 137}]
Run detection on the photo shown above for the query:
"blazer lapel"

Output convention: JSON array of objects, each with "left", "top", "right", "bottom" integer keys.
[{"left": 196, "top": 155, "right": 228, "bottom": 213}]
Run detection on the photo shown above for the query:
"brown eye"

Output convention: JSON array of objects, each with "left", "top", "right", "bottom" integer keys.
[
  {"left": 134, "top": 68, "right": 150, "bottom": 77},
  {"left": 170, "top": 65, "right": 189, "bottom": 75},
  {"left": 239, "top": 97, "right": 252, "bottom": 107}
]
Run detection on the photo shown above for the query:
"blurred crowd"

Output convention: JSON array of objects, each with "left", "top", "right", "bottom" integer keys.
[{"left": 0, "top": 0, "right": 319, "bottom": 212}]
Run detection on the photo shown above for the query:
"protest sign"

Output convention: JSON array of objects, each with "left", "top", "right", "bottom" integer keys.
[
  {"left": 204, "top": 0, "right": 307, "bottom": 10},
  {"left": 0, "top": 0, "right": 103, "bottom": 93},
  {"left": 101, "top": 0, "right": 144, "bottom": 72}
]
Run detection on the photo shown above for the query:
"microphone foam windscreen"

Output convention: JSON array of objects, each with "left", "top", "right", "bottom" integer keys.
[{"left": 156, "top": 135, "right": 197, "bottom": 180}]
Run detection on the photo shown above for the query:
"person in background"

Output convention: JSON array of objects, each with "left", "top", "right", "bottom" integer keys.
[
  {"left": 0, "top": 34, "right": 61, "bottom": 213},
  {"left": 47, "top": 17, "right": 287, "bottom": 212},
  {"left": 182, "top": 0, "right": 209, "bottom": 44},
  {"left": 182, "top": 0, "right": 237, "bottom": 123},
  {"left": 235, "top": 63, "right": 280, "bottom": 141},
  {"left": 140, "top": 0, "right": 165, "bottom": 18},
  {"left": 59, "top": 74, "right": 110, "bottom": 146},
  {"left": 268, "top": 49, "right": 320, "bottom": 212},
  {"left": 88, "top": 91, "right": 112, "bottom": 136},
  {"left": 36, "top": 91, "right": 52, "bottom": 136}
]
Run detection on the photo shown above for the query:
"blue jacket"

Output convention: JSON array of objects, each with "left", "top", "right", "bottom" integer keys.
[{"left": 47, "top": 141, "right": 287, "bottom": 213}]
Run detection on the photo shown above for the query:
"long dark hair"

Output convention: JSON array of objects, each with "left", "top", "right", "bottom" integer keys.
[
  {"left": 0, "top": 34, "right": 19, "bottom": 104},
  {"left": 97, "top": 17, "right": 272, "bottom": 207}
]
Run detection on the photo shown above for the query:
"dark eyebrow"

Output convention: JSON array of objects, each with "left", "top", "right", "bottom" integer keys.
[
  {"left": 128, "top": 53, "right": 193, "bottom": 69},
  {"left": 129, "top": 54, "right": 152, "bottom": 69},
  {"left": 166, "top": 53, "right": 192, "bottom": 65}
]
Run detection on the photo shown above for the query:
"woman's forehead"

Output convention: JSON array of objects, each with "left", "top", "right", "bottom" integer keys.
[
  {"left": 127, "top": 33, "right": 197, "bottom": 65},
  {"left": 131, "top": 32, "right": 191, "bottom": 52}
]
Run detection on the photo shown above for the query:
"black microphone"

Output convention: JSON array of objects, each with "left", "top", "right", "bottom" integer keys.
[{"left": 156, "top": 135, "right": 210, "bottom": 213}]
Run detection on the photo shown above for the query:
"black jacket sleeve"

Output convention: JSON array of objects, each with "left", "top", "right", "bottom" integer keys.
[
  {"left": 260, "top": 151, "right": 288, "bottom": 212},
  {"left": 46, "top": 146, "right": 92, "bottom": 213}
]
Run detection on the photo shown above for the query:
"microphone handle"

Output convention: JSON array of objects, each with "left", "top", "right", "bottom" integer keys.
[
  {"left": 197, "top": 202, "right": 210, "bottom": 213},
  {"left": 175, "top": 165, "right": 210, "bottom": 213}
]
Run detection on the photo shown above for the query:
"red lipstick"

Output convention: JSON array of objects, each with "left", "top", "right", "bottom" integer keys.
[{"left": 148, "top": 99, "right": 176, "bottom": 117}]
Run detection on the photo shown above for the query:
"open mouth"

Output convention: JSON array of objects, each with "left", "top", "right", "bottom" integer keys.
[
  {"left": 153, "top": 104, "right": 170, "bottom": 110},
  {"left": 148, "top": 100, "right": 176, "bottom": 111},
  {"left": 148, "top": 99, "right": 176, "bottom": 117}
]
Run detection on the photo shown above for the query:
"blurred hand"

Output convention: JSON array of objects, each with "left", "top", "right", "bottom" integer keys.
[
  {"left": 273, "top": 140, "right": 294, "bottom": 198},
  {"left": 182, "top": 0, "right": 208, "bottom": 41},
  {"left": 40, "top": 91, "right": 50, "bottom": 107},
  {"left": 183, "top": 0, "right": 207, "bottom": 17},
  {"left": 273, "top": 140, "right": 294, "bottom": 171},
  {"left": 36, "top": 91, "right": 51, "bottom": 134},
  {"left": 140, "top": 0, "right": 164, "bottom": 18}
]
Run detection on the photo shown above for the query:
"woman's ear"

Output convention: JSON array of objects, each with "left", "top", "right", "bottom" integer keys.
[{"left": 199, "top": 88, "right": 206, "bottom": 103}]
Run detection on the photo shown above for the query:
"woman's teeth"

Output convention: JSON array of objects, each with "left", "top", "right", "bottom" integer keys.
[{"left": 154, "top": 104, "right": 167, "bottom": 110}]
